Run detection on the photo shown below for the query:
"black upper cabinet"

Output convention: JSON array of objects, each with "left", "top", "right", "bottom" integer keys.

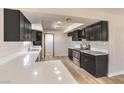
[
  {"left": 67, "top": 21, "right": 108, "bottom": 41},
  {"left": 4, "top": 8, "right": 31, "bottom": 41},
  {"left": 67, "top": 29, "right": 86, "bottom": 41},
  {"left": 32, "top": 30, "right": 42, "bottom": 46},
  {"left": 81, "top": 28, "right": 86, "bottom": 39},
  {"left": 67, "top": 32, "right": 73, "bottom": 36},
  {"left": 24, "top": 17, "right": 32, "bottom": 41},
  {"left": 85, "top": 21, "right": 108, "bottom": 41},
  {"left": 72, "top": 30, "right": 83, "bottom": 41}
]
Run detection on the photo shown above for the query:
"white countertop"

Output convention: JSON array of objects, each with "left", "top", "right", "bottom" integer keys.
[
  {"left": 0, "top": 46, "right": 77, "bottom": 84},
  {"left": 80, "top": 50, "right": 108, "bottom": 56},
  {"left": 70, "top": 48, "right": 108, "bottom": 56}
]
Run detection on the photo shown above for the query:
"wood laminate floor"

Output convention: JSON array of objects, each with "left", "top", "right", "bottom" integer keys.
[{"left": 41, "top": 56, "right": 124, "bottom": 84}]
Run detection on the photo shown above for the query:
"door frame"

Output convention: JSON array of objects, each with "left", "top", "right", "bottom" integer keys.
[{"left": 44, "top": 33, "right": 54, "bottom": 57}]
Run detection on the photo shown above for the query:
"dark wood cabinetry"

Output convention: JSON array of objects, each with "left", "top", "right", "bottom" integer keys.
[
  {"left": 85, "top": 21, "right": 108, "bottom": 41},
  {"left": 80, "top": 52, "right": 108, "bottom": 77},
  {"left": 24, "top": 17, "right": 32, "bottom": 41},
  {"left": 4, "top": 8, "right": 31, "bottom": 41},
  {"left": 32, "top": 30, "right": 42, "bottom": 46},
  {"left": 67, "top": 32, "right": 73, "bottom": 36},
  {"left": 68, "top": 30, "right": 85, "bottom": 41},
  {"left": 67, "top": 21, "right": 108, "bottom": 41},
  {"left": 72, "top": 30, "right": 84, "bottom": 41},
  {"left": 68, "top": 48, "right": 73, "bottom": 60}
]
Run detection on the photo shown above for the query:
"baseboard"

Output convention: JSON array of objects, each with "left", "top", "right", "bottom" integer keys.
[{"left": 108, "top": 70, "right": 124, "bottom": 77}]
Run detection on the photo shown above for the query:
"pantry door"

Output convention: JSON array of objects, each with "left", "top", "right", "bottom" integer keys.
[{"left": 44, "top": 33, "right": 54, "bottom": 57}]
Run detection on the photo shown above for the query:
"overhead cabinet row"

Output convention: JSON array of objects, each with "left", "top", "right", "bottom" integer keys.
[
  {"left": 4, "top": 8, "right": 43, "bottom": 43},
  {"left": 4, "top": 8, "right": 32, "bottom": 41},
  {"left": 67, "top": 21, "right": 108, "bottom": 41}
]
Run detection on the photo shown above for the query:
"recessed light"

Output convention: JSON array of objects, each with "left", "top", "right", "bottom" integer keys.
[
  {"left": 58, "top": 76, "right": 62, "bottom": 80},
  {"left": 33, "top": 71, "right": 38, "bottom": 76},
  {"left": 54, "top": 67, "right": 58, "bottom": 70},
  {"left": 54, "top": 70, "right": 61, "bottom": 74},
  {"left": 57, "top": 21, "right": 62, "bottom": 24}
]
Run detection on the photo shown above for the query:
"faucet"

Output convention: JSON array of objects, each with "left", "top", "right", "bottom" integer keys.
[{"left": 80, "top": 39, "right": 90, "bottom": 50}]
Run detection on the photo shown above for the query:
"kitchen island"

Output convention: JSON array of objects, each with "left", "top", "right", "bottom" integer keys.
[{"left": 0, "top": 46, "right": 77, "bottom": 84}]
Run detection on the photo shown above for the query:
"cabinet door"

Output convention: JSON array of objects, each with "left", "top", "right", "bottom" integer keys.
[
  {"left": 24, "top": 18, "right": 31, "bottom": 41},
  {"left": 88, "top": 55, "right": 96, "bottom": 75},
  {"left": 4, "top": 9, "right": 20, "bottom": 41},
  {"left": 72, "top": 31, "right": 76, "bottom": 41},
  {"left": 93, "top": 24, "right": 101, "bottom": 41},
  {"left": 101, "top": 21, "right": 108, "bottom": 41},
  {"left": 72, "top": 31, "right": 82, "bottom": 41},
  {"left": 31, "top": 30, "right": 36, "bottom": 41},
  {"left": 80, "top": 52, "right": 85, "bottom": 68},
  {"left": 81, "top": 29, "right": 86, "bottom": 39},
  {"left": 86, "top": 27, "right": 91, "bottom": 40},
  {"left": 36, "top": 31, "right": 42, "bottom": 41},
  {"left": 27, "top": 21, "right": 31, "bottom": 41},
  {"left": 68, "top": 48, "right": 73, "bottom": 60},
  {"left": 20, "top": 12, "right": 25, "bottom": 41},
  {"left": 89, "top": 28, "right": 95, "bottom": 40},
  {"left": 24, "top": 18, "right": 28, "bottom": 41},
  {"left": 67, "top": 32, "right": 73, "bottom": 36},
  {"left": 83, "top": 53, "right": 96, "bottom": 75},
  {"left": 83, "top": 53, "right": 89, "bottom": 70}
]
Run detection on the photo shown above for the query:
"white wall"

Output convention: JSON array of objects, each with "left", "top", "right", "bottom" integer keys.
[
  {"left": 0, "top": 8, "right": 31, "bottom": 65},
  {"left": 90, "top": 41, "right": 109, "bottom": 53},
  {"left": 69, "top": 41, "right": 109, "bottom": 53},
  {"left": 32, "top": 24, "right": 43, "bottom": 31},
  {"left": 43, "top": 30, "right": 71, "bottom": 56}
]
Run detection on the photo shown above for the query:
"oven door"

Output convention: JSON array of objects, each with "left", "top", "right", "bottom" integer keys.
[{"left": 73, "top": 50, "right": 80, "bottom": 67}]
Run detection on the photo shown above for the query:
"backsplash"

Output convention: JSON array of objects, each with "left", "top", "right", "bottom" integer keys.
[
  {"left": 69, "top": 41, "right": 82, "bottom": 48},
  {"left": 69, "top": 40, "right": 109, "bottom": 53},
  {"left": 90, "top": 41, "right": 109, "bottom": 53}
]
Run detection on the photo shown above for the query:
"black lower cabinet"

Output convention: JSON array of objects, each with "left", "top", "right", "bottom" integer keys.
[
  {"left": 68, "top": 48, "right": 73, "bottom": 61},
  {"left": 80, "top": 52, "right": 108, "bottom": 78}
]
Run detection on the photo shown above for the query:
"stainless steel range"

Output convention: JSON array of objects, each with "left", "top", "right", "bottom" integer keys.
[{"left": 73, "top": 50, "right": 80, "bottom": 67}]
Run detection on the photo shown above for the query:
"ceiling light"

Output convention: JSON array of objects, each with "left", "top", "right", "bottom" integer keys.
[
  {"left": 58, "top": 76, "right": 62, "bottom": 80},
  {"left": 57, "top": 21, "right": 62, "bottom": 24},
  {"left": 54, "top": 67, "right": 58, "bottom": 70},
  {"left": 33, "top": 71, "right": 38, "bottom": 76},
  {"left": 54, "top": 70, "right": 61, "bottom": 74}
]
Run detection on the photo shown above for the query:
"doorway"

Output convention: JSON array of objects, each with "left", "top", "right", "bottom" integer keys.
[{"left": 44, "top": 33, "right": 54, "bottom": 57}]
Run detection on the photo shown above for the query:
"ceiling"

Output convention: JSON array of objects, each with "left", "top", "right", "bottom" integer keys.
[
  {"left": 91, "top": 8, "right": 124, "bottom": 16},
  {"left": 18, "top": 8, "right": 124, "bottom": 31},
  {"left": 42, "top": 21, "right": 74, "bottom": 31},
  {"left": 19, "top": 9, "right": 99, "bottom": 31}
]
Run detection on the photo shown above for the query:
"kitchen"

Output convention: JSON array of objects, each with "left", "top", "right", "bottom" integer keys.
[{"left": 0, "top": 8, "right": 124, "bottom": 84}]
